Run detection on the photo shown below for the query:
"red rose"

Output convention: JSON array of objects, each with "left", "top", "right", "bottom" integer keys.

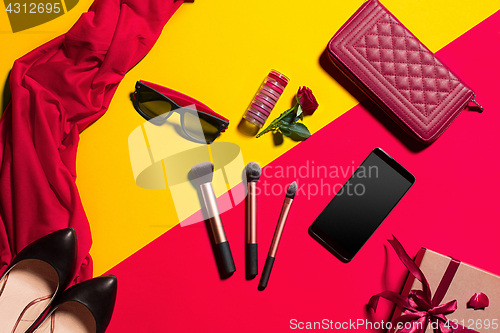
[{"left": 297, "top": 86, "right": 318, "bottom": 115}]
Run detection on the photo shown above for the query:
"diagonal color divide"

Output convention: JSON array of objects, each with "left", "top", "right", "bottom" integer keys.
[
  {"left": 74, "top": 0, "right": 500, "bottom": 276},
  {"left": 4, "top": 0, "right": 79, "bottom": 32},
  {"left": 106, "top": 10, "right": 500, "bottom": 331}
]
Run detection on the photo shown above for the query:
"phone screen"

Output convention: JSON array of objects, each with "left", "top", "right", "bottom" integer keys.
[{"left": 309, "top": 148, "right": 414, "bottom": 262}]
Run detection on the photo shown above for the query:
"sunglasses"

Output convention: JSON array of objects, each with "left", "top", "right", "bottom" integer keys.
[{"left": 132, "top": 81, "right": 229, "bottom": 144}]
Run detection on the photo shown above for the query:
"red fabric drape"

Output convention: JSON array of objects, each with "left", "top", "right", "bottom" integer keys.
[{"left": 0, "top": 0, "right": 184, "bottom": 283}]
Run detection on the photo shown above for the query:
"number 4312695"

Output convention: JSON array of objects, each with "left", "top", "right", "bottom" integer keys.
[
  {"left": 6, "top": 3, "right": 61, "bottom": 14},
  {"left": 446, "top": 319, "right": 498, "bottom": 330}
]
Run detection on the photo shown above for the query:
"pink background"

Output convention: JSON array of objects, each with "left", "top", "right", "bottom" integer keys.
[{"left": 106, "top": 11, "right": 500, "bottom": 332}]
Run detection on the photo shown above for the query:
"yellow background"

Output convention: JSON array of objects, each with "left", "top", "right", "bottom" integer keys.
[{"left": 1, "top": 0, "right": 499, "bottom": 275}]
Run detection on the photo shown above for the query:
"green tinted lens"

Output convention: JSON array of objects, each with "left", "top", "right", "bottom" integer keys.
[
  {"left": 183, "top": 111, "right": 221, "bottom": 142},
  {"left": 137, "top": 87, "right": 173, "bottom": 119}
]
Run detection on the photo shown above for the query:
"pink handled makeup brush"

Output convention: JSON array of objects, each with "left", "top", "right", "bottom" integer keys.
[
  {"left": 191, "top": 162, "right": 236, "bottom": 276},
  {"left": 258, "top": 181, "right": 297, "bottom": 290},
  {"left": 245, "top": 162, "right": 262, "bottom": 279}
]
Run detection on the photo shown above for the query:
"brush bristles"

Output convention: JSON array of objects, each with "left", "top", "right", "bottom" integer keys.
[
  {"left": 286, "top": 181, "right": 297, "bottom": 199},
  {"left": 246, "top": 162, "right": 262, "bottom": 183},
  {"left": 191, "top": 162, "right": 214, "bottom": 185}
]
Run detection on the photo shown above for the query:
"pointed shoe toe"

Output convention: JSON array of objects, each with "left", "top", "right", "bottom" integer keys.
[
  {"left": 0, "top": 228, "right": 77, "bottom": 333},
  {"left": 31, "top": 275, "right": 118, "bottom": 333},
  {"left": 10, "top": 228, "right": 77, "bottom": 288}
]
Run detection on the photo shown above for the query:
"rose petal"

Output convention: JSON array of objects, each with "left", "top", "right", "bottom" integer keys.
[
  {"left": 296, "top": 86, "right": 318, "bottom": 116},
  {"left": 467, "top": 293, "right": 489, "bottom": 310}
]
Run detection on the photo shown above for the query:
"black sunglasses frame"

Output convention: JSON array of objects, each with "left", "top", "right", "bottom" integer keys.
[{"left": 132, "top": 81, "right": 229, "bottom": 144}]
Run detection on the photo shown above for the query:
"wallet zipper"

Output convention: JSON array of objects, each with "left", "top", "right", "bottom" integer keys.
[{"left": 469, "top": 94, "right": 484, "bottom": 113}]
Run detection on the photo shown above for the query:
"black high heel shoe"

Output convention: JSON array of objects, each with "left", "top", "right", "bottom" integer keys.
[
  {"left": 0, "top": 228, "right": 76, "bottom": 333},
  {"left": 30, "top": 275, "right": 117, "bottom": 333}
]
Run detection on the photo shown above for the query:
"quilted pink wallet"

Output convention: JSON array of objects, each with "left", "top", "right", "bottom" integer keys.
[{"left": 328, "top": 0, "right": 482, "bottom": 143}]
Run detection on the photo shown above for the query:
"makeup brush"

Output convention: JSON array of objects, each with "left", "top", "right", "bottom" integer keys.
[
  {"left": 258, "top": 181, "right": 297, "bottom": 291},
  {"left": 246, "top": 162, "right": 262, "bottom": 279},
  {"left": 191, "top": 162, "right": 236, "bottom": 276}
]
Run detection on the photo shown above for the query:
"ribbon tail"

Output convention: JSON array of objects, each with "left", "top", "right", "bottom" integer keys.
[
  {"left": 389, "top": 236, "right": 433, "bottom": 302},
  {"left": 369, "top": 290, "right": 415, "bottom": 312}
]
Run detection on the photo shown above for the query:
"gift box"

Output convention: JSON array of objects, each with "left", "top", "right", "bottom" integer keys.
[{"left": 370, "top": 237, "right": 500, "bottom": 333}]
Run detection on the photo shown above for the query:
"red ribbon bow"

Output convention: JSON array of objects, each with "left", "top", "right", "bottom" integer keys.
[{"left": 368, "top": 236, "right": 479, "bottom": 333}]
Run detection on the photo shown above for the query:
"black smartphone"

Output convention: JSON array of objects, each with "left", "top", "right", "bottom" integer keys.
[{"left": 309, "top": 148, "right": 415, "bottom": 262}]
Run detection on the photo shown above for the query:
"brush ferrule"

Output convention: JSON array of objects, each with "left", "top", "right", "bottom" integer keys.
[
  {"left": 200, "top": 183, "right": 227, "bottom": 244},
  {"left": 246, "top": 182, "right": 257, "bottom": 244},
  {"left": 268, "top": 197, "right": 293, "bottom": 258}
]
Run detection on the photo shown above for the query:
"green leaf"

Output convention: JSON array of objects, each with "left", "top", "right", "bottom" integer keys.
[
  {"left": 280, "top": 112, "right": 296, "bottom": 125},
  {"left": 280, "top": 125, "right": 292, "bottom": 137},
  {"left": 289, "top": 122, "right": 311, "bottom": 139}
]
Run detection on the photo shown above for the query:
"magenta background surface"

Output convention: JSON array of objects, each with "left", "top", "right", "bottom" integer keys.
[{"left": 106, "top": 12, "right": 500, "bottom": 333}]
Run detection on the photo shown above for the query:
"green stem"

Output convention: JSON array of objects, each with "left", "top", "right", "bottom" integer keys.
[{"left": 256, "top": 104, "right": 298, "bottom": 138}]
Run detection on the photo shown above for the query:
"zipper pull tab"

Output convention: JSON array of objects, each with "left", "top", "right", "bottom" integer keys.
[{"left": 469, "top": 94, "right": 484, "bottom": 113}]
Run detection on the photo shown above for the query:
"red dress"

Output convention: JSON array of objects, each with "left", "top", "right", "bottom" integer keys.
[{"left": 0, "top": 0, "right": 186, "bottom": 283}]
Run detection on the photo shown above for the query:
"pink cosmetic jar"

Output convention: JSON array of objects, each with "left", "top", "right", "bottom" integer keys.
[{"left": 243, "top": 70, "right": 289, "bottom": 128}]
